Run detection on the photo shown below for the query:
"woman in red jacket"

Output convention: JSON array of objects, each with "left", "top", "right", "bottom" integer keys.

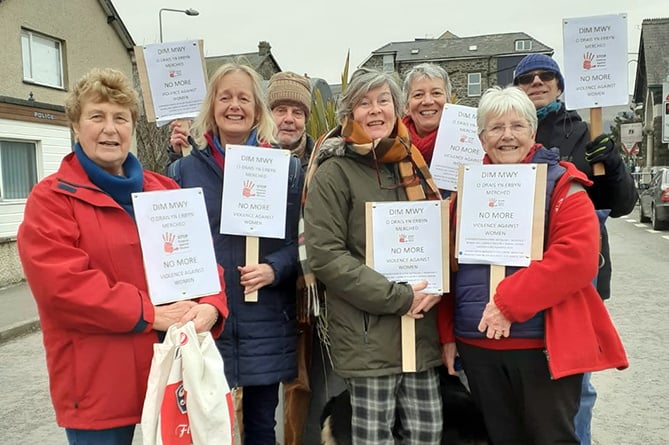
[
  {"left": 17, "top": 68, "right": 228, "bottom": 445},
  {"left": 439, "top": 86, "right": 627, "bottom": 445}
]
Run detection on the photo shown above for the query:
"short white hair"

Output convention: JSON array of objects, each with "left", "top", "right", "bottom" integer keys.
[{"left": 477, "top": 86, "right": 538, "bottom": 135}]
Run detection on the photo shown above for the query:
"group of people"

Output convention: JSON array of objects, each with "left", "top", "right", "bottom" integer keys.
[{"left": 17, "top": 52, "right": 634, "bottom": 445}]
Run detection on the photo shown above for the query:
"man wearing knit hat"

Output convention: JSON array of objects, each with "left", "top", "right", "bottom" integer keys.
[
  {"left": 267, "top": 71, "right": 315, "bottom": 168},
  {"left": 513, "top": 53, "right": 637, "bottom": 445},
  {"left": 267, "top": 71, "right": 330, "bottom": 445}
]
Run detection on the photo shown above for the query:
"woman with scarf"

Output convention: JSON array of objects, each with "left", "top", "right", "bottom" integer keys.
[
  {"left": 168, "top": 63, "right": 303, "bottom": 445},
  {"left": 438, "top": 86, "right": 628, "bottom": 444},
  {"left": 17, "top": 68, "right": 228, "bottom": 445},
  {"left": 303, "top": 69, "right": 444, "bottom": 444},
  {"left": 401, "top": 63, "right": 452, "bottom": 167}
]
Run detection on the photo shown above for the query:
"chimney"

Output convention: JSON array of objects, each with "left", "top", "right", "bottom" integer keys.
[{"left": 258, "top": 41, "right": 271, "bottom": 57}]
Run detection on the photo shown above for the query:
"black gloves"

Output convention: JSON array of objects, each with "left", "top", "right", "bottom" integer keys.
[{"left": 585, "top": 134, "right": 616, "bottom": 165}]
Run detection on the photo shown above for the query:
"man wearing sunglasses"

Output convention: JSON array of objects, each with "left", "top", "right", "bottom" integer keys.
[{"left": 513, "top": 54, "right": 637, "bottom": 445}]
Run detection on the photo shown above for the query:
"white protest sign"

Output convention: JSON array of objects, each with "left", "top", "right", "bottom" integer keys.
[
  {"left": 430, "top": 104, "right": 484, "bottom": 191},
  {"left": 132, "top": 188, "right": 221, "bottom": 305},
  {"left": 620, "top": 122, "right": 643, "bottom": 155},
  {"left": 135, "top": 40, "right": 207, "bottom": 125},
  {"left": 220, "top": 145, "right": 290, "bottom": 238},
  {"left": 369, "top": 201, "right": 445, "bottom": 294},
  {"left": 457, "top": 164, "right": 542, "bottom": 267},
  {"left": 562, "top": 14, "right": 628, "bottom": 109}
]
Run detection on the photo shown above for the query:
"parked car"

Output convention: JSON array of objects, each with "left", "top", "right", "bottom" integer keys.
[{"left": 639, "top": 167, "right": 669, "bottom": 230}]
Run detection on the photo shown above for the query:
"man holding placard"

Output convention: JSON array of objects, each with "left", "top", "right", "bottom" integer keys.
[
  {"left": 264, "top": 71, "right": 347, "bottom": 445},
  {"left": 513, "top": 53, "right": 637, "bottom": 444},
  {"left": 439, "top": 86, "right": 627, "bottom": 445},
  {"left": 513, "top": 54, "right": 637, "bottom": 299}
]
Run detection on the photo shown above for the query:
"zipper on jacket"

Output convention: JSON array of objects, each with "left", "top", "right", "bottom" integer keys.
[
  {"left": 363, "top": 312, "right": 369, "bottom": 344},
  {"left": 288, "top": 156, "right": 300, "bottom": 193}
]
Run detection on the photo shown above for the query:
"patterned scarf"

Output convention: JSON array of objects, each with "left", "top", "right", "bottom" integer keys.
[
  {"left": 340, "top": 117, "right": 440, "bottom": 200},
  {"left": 297, "top": 117, "right": 441, "bottom": 321},
  {"left": 402, "top": 115, "right": 438, "bottom": 165}
]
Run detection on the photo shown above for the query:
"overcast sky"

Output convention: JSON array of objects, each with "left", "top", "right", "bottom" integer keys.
[{"left": 111, "top": 0, "right": 667, "bottom": 91}]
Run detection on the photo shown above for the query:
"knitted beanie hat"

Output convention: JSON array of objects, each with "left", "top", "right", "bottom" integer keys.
[
  {"left": 513, "top": 54, "right": 565, "bottom": 92},
  {"left": 267, "top": 72, "right": 312, "bottom": 117}
]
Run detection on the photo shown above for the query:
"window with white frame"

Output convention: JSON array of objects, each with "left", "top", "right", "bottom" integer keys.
[
  {"left": 21, "top": 29, "right": 64, "bottom": 88},
  {"left": 515, "top": 40, "right": 533, "bottom": 51},
  {"left": 382, "top": 55, "right": 395, "bottom": 73},
  {"left": 468, "top": 73, "right": 482, "bottom": 97},
  {"left": 0, "top": 141, "right": 38, "bottom": 200}
]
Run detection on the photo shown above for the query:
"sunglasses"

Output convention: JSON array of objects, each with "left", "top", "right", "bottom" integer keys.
[{"left": 516, "top": 71, "right": 557, "bottom": 85}]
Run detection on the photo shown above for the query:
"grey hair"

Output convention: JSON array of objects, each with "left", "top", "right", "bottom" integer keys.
[
  {"left": 337, "top": 69, "right": 404, "bottom": 123},
  {"left": 402, "top": 63, "right": 452, "bottom": 103},
  {"left": 476, "top": 86, "right": 538, "bottom": 134}
]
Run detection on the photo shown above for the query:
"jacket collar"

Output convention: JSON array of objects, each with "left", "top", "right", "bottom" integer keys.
[{"left": 52, "top": 152, "right": 167, "bottom": 208}]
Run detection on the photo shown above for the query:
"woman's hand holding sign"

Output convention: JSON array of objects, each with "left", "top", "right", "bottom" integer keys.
[
  {"left": 238, "top": 263, "right": 275, "bottom": 295},
  {"left": 406, "top": 280, "right": 442, "bottom": 319}
]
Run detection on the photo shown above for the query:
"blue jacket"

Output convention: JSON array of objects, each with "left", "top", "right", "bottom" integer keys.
[
  {"left": 169, "top": 142, "right": 303, "bottom": 387},
  {"left": 454, "top": 147, "right": 565, "bottom": 339}
]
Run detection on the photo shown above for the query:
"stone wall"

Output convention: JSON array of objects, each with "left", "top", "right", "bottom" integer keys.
[
  {"left": 0, "top": 239, "right": 24, "bottom": 287},
  {"left": 363, "top": 56, "right": 384, "bottom": 72},
  {"left": 256, "top": 59, "right": 280, "bottom": 80},
  {"left": 362, "top": 56, "right": 500, "bottom": 107}
]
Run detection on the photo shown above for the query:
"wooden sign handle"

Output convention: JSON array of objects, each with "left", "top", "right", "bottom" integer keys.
[
  {"left": 401, "top": 315, "right": 416, "bottom": 372},
  {"left": 490, "top": 265, "right": 505, "bottom": 302},
  {"left": 589, "top": 108, "right": 605, "bottom": 176},
  {"left": 245, "top": 236, "right": 259, "bottom": 302}
]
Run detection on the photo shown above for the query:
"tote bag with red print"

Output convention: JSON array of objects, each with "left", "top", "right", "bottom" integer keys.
[{"left": 142, "top": 321, "right": 234, "bottom": 445}]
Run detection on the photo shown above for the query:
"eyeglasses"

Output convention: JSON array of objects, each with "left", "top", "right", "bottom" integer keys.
[
  {"left": 516, "top": 70, "right": 557, "bottom": 85},
  {"left": 484, "top": 122, "right": 531, "bottom": 138}
]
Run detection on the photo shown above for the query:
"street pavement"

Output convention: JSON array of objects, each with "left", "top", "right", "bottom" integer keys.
[
  {"left": 0, "top": 281, "right": 39, "bottom": 344},
  {"left": 2, "top": 213, "right": 668, "bottom": 444}
]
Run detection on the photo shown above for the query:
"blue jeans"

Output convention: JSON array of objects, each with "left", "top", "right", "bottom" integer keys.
[
  {"left": 574, "top": 372, "right": 597, "bottom": 445},
  {"left": 65, "top": 425, "right": 135, "bottom": 445}
]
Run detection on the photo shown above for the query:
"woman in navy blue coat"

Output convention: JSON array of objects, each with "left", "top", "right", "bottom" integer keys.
[{"left": 168, "top": 63, "right": 302, "bottom": 445}]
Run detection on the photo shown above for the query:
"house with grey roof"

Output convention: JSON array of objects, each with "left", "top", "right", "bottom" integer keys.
[
  {"left": 205, "top": 41, "right": 282, "bottom": 80},
  {"left": 632, "top": 17, "right": 669, "bottom": 167},
  {"left": 0, "top": 0, "right": 135, "bottom": 287},
  {"left": 360, "top": 30, "right": 553, "bottom": 106}
]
